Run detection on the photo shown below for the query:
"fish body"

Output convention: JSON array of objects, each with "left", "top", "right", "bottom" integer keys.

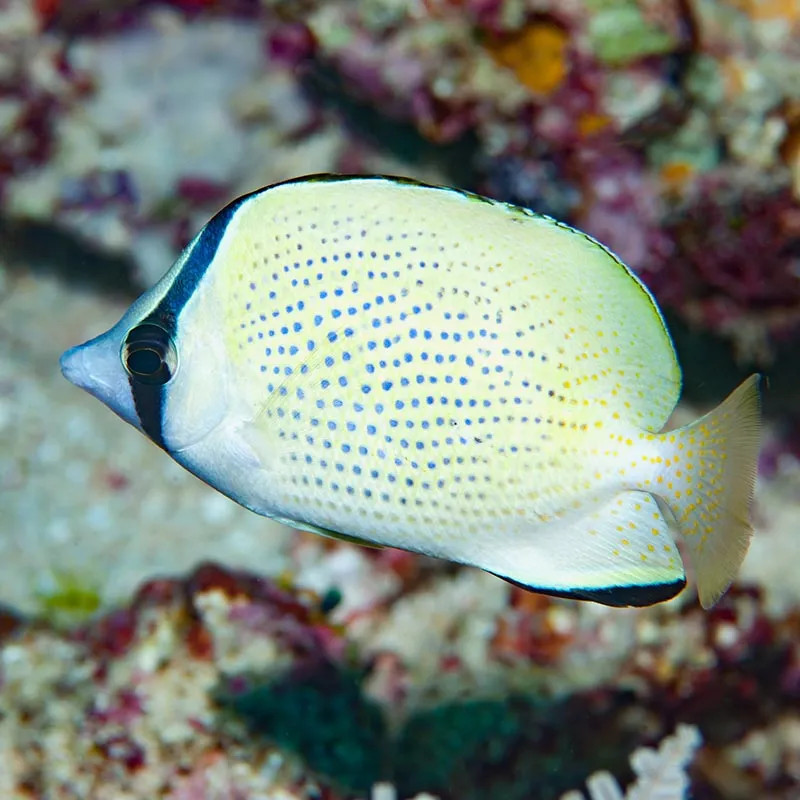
[{"left": 60, "top": 175, "right": 761, "bottom": 607}]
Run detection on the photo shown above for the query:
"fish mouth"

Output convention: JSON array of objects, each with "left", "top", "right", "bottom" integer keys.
[
  {"left": 59, "top": 333, "right": 120, "bottom": 398},
  {"left": 60, "top": 343, "right": 94, "bottom": 390}
]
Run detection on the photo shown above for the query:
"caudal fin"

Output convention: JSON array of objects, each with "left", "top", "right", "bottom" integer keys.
[{"left": 659, "top": 375, "right": 761, "bottom": 608}]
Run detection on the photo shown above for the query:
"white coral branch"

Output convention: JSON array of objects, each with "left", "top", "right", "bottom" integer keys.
[{"left": 561, "top": 724, "right": 703, "bottom": 800}]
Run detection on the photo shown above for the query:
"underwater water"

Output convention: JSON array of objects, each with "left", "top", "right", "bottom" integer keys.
[{"left": 1, "top": 1, "right": 799, "bottom": 798}]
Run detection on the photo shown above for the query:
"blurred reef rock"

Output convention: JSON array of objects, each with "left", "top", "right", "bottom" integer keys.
[
  {"left": 2, "top": 560, "right": 797, "bottom": 798},
  {"left": 1, "top": 0, "right": 799, "bottom": 362}
]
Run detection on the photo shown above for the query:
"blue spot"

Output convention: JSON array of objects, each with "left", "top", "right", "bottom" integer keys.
[
  {"left": 382, "top": 380, "right": 393, "bottom": 391},
  {"left": 346, "top": 422, "right": 356, "bottom": 432},
  {"left": 325, "top": 356, "right": 334, "bottom": 367},
  {"left": 307, "top": 340, "right": 315, "bottom": 351},
  {"left": 367, "top": 425, "right": 376, "bottom": 435},
  {"left": 339, "top": 376, "right": 348, "bottom": 387},
  {"left": 328, "top": 332, "right": 338, "bottom": 342},
  {"left": 466, "top": 356, "right": 474, "bottom": 366},
  {"left": 332, "top": 309, "right": 341, "bottom": 319},
  {"left": 362, "top": 384, "right": 371, "bottom": 394},
  {"left": 313, "top": 315, "right": 323, "bottom": 326}
]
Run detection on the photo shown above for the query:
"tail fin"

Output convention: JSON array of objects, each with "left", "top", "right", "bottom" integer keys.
[{"left": 658, "top": 375, "right": 761, "bottom": 609}]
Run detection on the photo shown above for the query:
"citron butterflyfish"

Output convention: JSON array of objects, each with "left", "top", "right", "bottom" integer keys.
[{"left": 60, "top": 175, "right": 761, "bottom": 608}]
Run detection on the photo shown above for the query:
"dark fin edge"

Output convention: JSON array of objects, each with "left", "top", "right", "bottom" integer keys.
[{"left": 491, "top": 572, "right": 687, "bottom": 608}]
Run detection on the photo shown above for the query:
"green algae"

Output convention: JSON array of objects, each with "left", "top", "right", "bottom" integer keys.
[
  {"left": 220, "top": 663, "right": 638, "bottom": 799},
  {"left": 585, "top": 0, "right": 677, "bottom": 65},
  {"left": 34, "top": 569, "right": 103, "bottom": 627}
]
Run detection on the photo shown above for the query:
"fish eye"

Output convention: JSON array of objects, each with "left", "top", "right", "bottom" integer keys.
[{"left": 122, "top": 323, "right": 177, "bottom": 385}]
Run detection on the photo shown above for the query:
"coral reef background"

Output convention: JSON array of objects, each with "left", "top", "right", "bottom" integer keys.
[{"left": 1, "top": 0, "right": 799, "bottom": 797}]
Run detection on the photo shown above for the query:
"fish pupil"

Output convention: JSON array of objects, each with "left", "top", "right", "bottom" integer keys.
[
  {"left": 127, "top": 347, "right": 162, "bottom": 376},
  {"left": 123, "top": 323, "right": 176, "bottom": 385}
]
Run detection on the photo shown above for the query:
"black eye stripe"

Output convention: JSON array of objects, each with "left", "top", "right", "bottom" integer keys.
[{"left": 122, "top": 321, "right": 179, "bottom": 450}]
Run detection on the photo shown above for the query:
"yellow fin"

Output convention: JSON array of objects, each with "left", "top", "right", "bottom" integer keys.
[{"left": 658, "top": 375, "right": 761, "bottom": 609}]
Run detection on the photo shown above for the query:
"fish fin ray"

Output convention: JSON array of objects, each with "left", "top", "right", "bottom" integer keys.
[
  {"left": 466, "top": 491, "right": 686, "bottom": 607},
  {"left": 658, "top": 374, "right": 761, "bottom": 609}
]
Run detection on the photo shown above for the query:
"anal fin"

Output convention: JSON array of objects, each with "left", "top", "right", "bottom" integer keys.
[
  {"left": 473, "top": 491, "right": 686, "bottom": 607},
  {"left": 271, "top": 515, "right": 386, "bottom": 550}
]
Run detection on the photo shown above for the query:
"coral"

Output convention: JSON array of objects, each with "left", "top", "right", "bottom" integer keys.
[
  {"left": 562, "top": 724, "right": 702, "bottom": 800},
  {"left": 644, "top": 180, "right": 800, "bottom": 349},
  {"left": 487, "top": 20, "right": 570, "bottom": 96},
  {"left": 1, "top": 561, "right": 799, "bottom": 798},
  {"left": 3, "top": 0, "right": 800, "bottom": 351}
]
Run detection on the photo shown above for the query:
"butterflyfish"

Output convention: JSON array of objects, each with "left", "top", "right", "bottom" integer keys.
[{"left": 60, "top": 175, "right": 761, "bottom": 608}]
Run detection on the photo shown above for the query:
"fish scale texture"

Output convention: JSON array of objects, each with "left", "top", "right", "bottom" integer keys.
[{"left": 213, "top": 179, "right": 680, "bottom": 559}]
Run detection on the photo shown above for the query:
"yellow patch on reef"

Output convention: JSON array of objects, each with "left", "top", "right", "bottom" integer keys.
[
  {"left": 731, "top": 0, "right": 800, "bottom": 21},
  {"left": 488, "top": 22, "right": 569, "bottom": 95},
  {"left": 577, "top": 112, "right": 612, "bottom": 138},
  {"left": 659, "top": 161, "right": 695, "bottom": 190},
  {"left": 35, "top": 570, "right": 102, "bottom": 626}
]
